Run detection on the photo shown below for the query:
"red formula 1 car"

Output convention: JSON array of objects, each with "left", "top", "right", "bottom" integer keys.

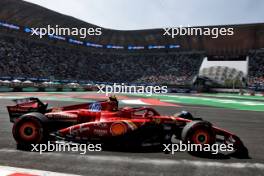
[{"left": 7, "top": 97, "right": 248, "bottom": 157}]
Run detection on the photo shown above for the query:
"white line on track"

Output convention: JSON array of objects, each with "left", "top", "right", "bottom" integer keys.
[
  {"left": 0, "top": 148, "right": 264, "bottom": 170},
  {"left": 120, "top": 99, "right": 148, "bottom": 105},
  {"left": 0, "top": 165, "right": 80, "bottom": 176}
]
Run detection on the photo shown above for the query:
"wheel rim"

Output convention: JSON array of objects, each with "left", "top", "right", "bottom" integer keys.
[
  {"left": 18, "top": 121, "right": 40, "bottom": 142},
  {"left": 24, "top": 127, "right": 33, "bottom": 136},
  {"left": 192, "top": 130, "right": 210, "bottom": 144}
]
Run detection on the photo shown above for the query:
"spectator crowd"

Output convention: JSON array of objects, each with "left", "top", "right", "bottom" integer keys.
[
  {"left": 248, "top": 52, "right": 264, "bottom": 89},
  {"left": 0, "top": 34, "right": 263, "bottom": 87},
  {"left": 0, "top": 35, "right": 203, "bottom": 85}
]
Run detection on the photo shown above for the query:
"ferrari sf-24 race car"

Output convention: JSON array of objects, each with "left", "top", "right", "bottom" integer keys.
[{"left": 7, "top": 97, "right": 248, "bottom": 157}]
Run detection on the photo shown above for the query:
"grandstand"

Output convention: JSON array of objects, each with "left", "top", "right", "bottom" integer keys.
[{"left": 0, "top": 0, "right": 264, "bottom": 91}]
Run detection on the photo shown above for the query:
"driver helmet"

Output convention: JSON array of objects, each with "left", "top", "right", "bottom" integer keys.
[{"left": 107, "top": 95, "right": 118, "bottom": 111}]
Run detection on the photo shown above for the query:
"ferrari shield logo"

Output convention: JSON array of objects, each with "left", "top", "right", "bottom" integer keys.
[{"left": 153, "top": 118, "right": 161, "bottom": 124}]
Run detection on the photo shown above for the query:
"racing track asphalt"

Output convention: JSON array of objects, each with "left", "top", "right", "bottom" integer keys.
[{"left": 0, "top": 98, "right": 264, "bottom": 176}]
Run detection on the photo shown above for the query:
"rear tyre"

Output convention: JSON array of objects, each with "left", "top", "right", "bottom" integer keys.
[{"left": 12, "top": 113, "right": 49, "bottom": 151}]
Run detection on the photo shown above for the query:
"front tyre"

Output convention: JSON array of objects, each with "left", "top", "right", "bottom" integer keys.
[{"left": 181, "top": 121, "right": 216, "bottom": 154}]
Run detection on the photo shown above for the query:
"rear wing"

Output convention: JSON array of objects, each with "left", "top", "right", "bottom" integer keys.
[
  {"left": 13, "top": 97, "right": 42, "bottom": 105},
  {"left": 7, "top": 97, "right": 47, "bottom": 123}
]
